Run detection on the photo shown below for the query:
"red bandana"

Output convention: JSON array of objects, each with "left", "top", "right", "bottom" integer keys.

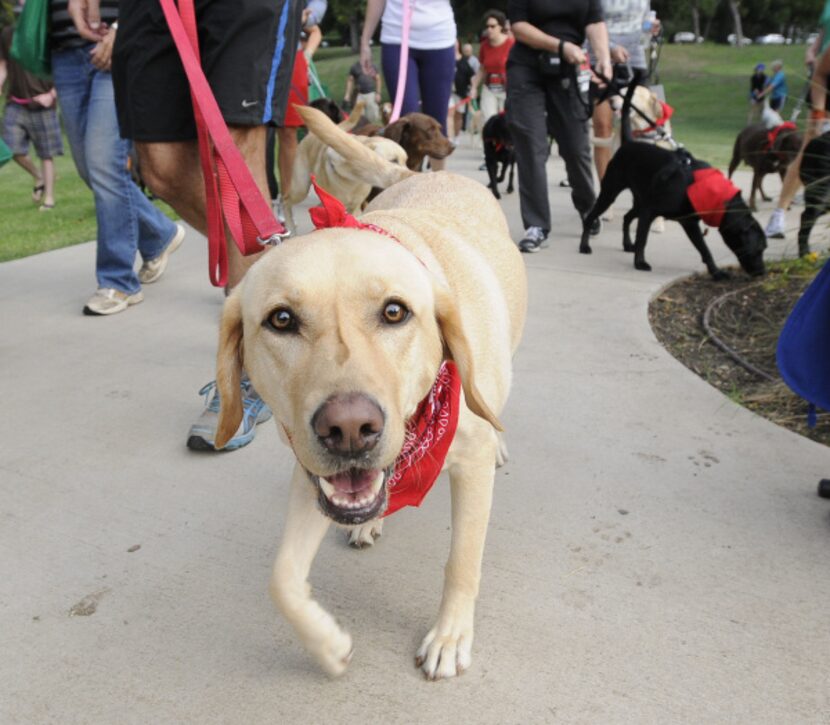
[
  {"left": 686, "top": 168, "right": 740, "bottom": 227},
  {"left": 308, "top": 179, "right": 462, "bottom": 516},
  {"left": 632, "top": 100, "right": 674, "bottom": 137}
]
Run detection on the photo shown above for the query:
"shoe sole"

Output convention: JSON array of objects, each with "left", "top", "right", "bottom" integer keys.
[
  {"left": 766, "top": 232, "right": 785, "bottom": 239},
  {"left": 83, "top": 291, "right": 144, "bottom": 316},
  {"left": 139, "top": 225, "right": 186, "bottom": 284}
]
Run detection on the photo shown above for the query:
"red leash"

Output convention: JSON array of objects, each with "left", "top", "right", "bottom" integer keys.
[{"left": 158, "top": 0, "right": 287, "bottom": 287}]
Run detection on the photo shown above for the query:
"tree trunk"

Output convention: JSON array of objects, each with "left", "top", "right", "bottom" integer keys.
[
  {"left": 349, "top": 16, "right": 360, "bottom": 52},
  {"left": 728, "top": 1, "right": 745, "bottom": 45}
]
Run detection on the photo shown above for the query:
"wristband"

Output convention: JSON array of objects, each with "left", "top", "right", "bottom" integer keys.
[{"left": 810, "top": 108, "right": 827, "bottom": 120}]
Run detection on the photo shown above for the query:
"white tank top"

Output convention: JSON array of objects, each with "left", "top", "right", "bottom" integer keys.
[{"left": 380, "top": 0, "right": 457, "bottom": 50}]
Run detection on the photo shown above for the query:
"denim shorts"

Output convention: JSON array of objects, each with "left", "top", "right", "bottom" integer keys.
[
  {"left": 1, "top": 103, "right": 64, "bottom": 159},
  {"left": 113, "top": 0, "right": 303, "bottom": 140}
]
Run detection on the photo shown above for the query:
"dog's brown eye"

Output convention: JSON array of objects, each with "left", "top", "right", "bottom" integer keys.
[
  {"left": 382, "top": 300, "right": 409, "bottom": 325},
  {"left": 266, "top": 307, "right": 298, "bottom": 333}
]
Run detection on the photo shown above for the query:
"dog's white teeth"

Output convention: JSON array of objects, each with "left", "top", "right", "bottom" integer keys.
[
  {"left": 370, "top": 470, "right": 385, "bottom": 494},
  {"left": 320, "top": 479, "right": 336, "bottom": 500}
]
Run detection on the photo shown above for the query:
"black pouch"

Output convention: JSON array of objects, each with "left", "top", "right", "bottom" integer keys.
[{"left": 538, "top": 51, "right": 562, "bottom": 77}]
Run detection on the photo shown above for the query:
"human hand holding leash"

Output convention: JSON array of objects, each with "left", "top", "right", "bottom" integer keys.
[{"left": 90, "top": 27, "right": 116, "bottom": 71}]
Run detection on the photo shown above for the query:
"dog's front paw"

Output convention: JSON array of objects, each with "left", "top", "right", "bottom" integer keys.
[
  {"left": 634, "top": 260, "right": 652, "bottom": 271},
  {"left": 579, "top": 238, "right": 592, "bottom": 254},
  {"left": 622, "top": 239, "right": 635, "bottom": 252},
  {"left": 309, "top": 622, "right": 354, "bottom": 677},
  {"left": 506, "top": 184, "right": 514, "bottom": 194},
  {"left": 347, "top": 519, "right": 383, "bottom": 548},
  {"left": 415, "top": 616, "right": 473, "bottom": 680},
  {"left": 712, "top": 269, "right": 731, "bottom": 280}
]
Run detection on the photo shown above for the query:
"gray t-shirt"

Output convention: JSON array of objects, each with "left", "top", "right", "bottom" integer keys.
[
  {"left": 349, "top": 62, "right": 376, "bottom": 94},
  {"left": 592, "top": 0, "right": 651, "bottom": 70}
]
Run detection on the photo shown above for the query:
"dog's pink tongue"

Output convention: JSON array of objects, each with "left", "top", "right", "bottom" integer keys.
[{"left": 325, "top": 468, "right": 379, "bottom": 494}]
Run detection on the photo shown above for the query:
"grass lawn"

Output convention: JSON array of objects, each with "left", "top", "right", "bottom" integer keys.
[{"left": 0, "top": 42, "right": 812, "bottom": 261}]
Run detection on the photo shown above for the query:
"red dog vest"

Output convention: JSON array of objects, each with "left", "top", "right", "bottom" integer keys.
[{"left": 686, "top": 168, "right": 741, "bottom": 227}]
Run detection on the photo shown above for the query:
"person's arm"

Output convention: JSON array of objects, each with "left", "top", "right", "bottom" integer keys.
[
  {"left": 0, "top": 59, "right": 7, "bottom": 93},
  {"left": 360, "top": 0, "right": 386, "bottom": 75},
  {"left": 806, "top": 31, "right": 824, "bottom": 68},
  {"left": 68, "top": 0, "right": 107, "bottom": 41},
  {"left": 510, "top": 21, "right": 585, "bottom": 66},
  {"left": 374, "top": 70, "right": 382, "bottom": 101},
  {"left": 304, "top": 24, "right": 322, "bottom": 60},
  {"left": 343, "top": 73, "right": 354, "bottom": 104},
  {"left": 470, "top": 66, "right": 485, "bottom": 99},
  {"left": 811, "top": 46, "right": 830, "bottom": 116},
  {"left": 586, "top": 21, "right": 611, "bottom": 82}
]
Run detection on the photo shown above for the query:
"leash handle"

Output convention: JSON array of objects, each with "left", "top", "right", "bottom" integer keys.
[
  {"left": 388, "top": 0, "right": 412, "bottom": 123},
  {"left": 159, "top": 0, "right": 286, "bottom": 287}
]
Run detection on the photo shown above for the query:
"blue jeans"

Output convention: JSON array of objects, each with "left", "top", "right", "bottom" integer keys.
[{"left": 52, "top": 47, "right": 177, "bottom": 295}]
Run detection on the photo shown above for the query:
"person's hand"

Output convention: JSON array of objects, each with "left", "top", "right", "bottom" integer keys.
[
  {"left": 90, "top": 27, "right": 116, "bottom": 71},
  {"left": 360, "top": 42, "right": 376, "bottom": 77},
  {"left": 68, "top": 0, "right": 107, "bottom": 42},
  {"left": 470, "top": 84, "right": 478, "bottom": 100},
  {"left": 32, "top": 91, "right": 55, "bottom": 108},
  {"left": 560, "top": 40, "right": 585, "bottom": 66},
  {"left": 593, "top": 57, "right": 613, "bottom": 88},
  {"left": 610, "top": 45, "right": 629, "bottom": 64}
]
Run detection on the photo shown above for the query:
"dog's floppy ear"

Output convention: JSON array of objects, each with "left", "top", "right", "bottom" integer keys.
[
  {"left": 434, "top": 285, "right": 504, "bottom": 432},
  {"left": 382, "top": 118, "right": 410, "bottom": 146},
  {"left": 214, "top": 293, "right": 245, "bottom": 449}
]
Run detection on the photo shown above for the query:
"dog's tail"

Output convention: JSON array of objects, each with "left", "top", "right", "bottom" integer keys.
[
  {"left": 620, "top": 77, "right": 639, "bottom": 146},
  {"left": 296, "top": 104, "right": 416, "bottom": 189},
  {"left": 339, "top": 100, "right": 365, "bottom": 132}
]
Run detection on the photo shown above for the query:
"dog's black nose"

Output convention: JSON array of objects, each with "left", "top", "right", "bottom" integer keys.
[{"left": 312, "top": 394, "right": 384, "bottom": 455}]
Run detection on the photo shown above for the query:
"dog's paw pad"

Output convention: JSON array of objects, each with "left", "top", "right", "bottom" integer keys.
[
  {"left": 416, "top": 627, "right": 473, "bottom": 680},
  {"left": 348, "top": 519, "right": 383, "bottom": 548}
]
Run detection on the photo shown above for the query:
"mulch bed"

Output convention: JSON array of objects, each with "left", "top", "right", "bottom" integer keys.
[{"left": 649, "top": 258, "right": 830, "bottom": 447}]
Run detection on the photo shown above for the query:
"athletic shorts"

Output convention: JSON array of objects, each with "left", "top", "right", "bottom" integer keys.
[
  {"left": 113, "top": 0, "right": 303, "bottom": 141},
  {"left": 1, "top": 103, "right": 64, "bottom": 159}
]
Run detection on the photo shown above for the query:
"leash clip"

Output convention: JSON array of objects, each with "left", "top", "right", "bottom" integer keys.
[{"left": 258, "top": 230, "right": 291, "bottom": 247}]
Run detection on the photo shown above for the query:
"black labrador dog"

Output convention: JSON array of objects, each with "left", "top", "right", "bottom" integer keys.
[
  {"left": 482, "top": 113, "right": 515, "bottom": 199},
  {"left": 797, "top": 130, "right": 830, "bottom": 257},
  {"left": 580, "top": 82, "right": 767, "bottom": 279}
]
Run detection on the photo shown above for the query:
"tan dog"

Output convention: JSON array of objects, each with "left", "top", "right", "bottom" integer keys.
[
  {"left": 214, "top": 105, "right": 527, "bottom": 680},
  {"left": 283, "top": 102, "right": 409, "bottom": 231}
]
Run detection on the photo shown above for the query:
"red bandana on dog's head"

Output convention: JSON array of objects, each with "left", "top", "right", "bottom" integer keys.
[{"left": 308, "top": 177, "right": 462, "bottom": 516}]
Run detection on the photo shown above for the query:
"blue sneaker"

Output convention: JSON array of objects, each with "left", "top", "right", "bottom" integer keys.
[{"left": 186, "top": 378, "right": 272, "bottom": 451}]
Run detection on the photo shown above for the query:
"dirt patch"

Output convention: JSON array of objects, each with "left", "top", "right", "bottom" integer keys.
[{"left": 649, "top": 257, "right": 830, "bottom": 446}]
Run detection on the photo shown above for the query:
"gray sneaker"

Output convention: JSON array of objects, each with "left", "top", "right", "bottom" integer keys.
[
  {"left": 139, "top": 223, "right": 186, "bottom": 284},
  {"left": 186, "top": 378, "right": 273, "bottom": 451},
  {"left": 518, "top": 226, "right": 548, "bottom": 253},
  {"left": 83, "top": 287, "right": 144, "bottom": 316}
]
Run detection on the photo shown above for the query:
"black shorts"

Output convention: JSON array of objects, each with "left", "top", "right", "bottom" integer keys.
[{"left": 113, "top": 0, "right": 303, "bottom": 141}]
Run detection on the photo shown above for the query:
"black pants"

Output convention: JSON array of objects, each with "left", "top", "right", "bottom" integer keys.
[{"left": 506, "top": 62, "right": 595, "bottom": 233}]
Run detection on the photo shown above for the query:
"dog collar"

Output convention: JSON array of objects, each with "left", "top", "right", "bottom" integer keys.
[
  {"left": 307, "top": 177, "right": 461, "bottom": 516},
  {"left": 632, "top": 100, "right": 674, "bottom": 137}
]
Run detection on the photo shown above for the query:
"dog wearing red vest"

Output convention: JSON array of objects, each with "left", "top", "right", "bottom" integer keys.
[
  {"left": 728, "top": 122, "right": 802, "bottom": 211},
  {"left": 212, "top": 105, "right": 527, "bottom": 680},
  {"left": 580, "top": 81, "right": 767, "bottom": 279}
]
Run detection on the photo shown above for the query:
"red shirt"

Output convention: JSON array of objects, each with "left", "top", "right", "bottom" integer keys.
[{"left": 479, "top": 37, "right": 514, "bottom": 88}]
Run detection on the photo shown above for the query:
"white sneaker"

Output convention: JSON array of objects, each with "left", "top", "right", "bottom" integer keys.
[
  {"left": 138, "top": 223, "right": 185, "bottom": 284},
  {"left": 765, "top": 208, "right": 785, "bottom": 239},
  {"left": 83, "top": 287, "right": 144, "bottom": 316}
]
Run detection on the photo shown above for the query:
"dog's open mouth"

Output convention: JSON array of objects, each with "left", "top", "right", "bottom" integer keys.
[{"left": 309, "top": 467, "right": 388, "bottom": 525}]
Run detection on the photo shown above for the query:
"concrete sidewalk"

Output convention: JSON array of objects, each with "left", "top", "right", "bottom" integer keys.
[{"left": 2, "top": 141, "right": 829, "bottom": 724}]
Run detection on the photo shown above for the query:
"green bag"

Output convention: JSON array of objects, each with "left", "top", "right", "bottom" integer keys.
[
  {"left": 0, "top": 137, "right": 12, "bottom": 168},
  {"left": 10, "top": 0, "right": 52, "bottom": 78}
]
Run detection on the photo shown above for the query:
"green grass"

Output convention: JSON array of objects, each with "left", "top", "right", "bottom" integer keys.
[{"left": 0, "top": 42, "right": 814, "bottom": 261}]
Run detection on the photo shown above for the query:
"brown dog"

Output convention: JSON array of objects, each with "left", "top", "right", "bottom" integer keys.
[
  {"left": 353, "top": 112, "right": 455, "bottom": 171},
  {"left": 728, "top": 123, "right": 802, "bottom": 210},
  {"left": 214, "top": 104, "right": 526, "bottom": 680}
]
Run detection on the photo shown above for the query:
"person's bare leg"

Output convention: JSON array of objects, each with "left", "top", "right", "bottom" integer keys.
[
  {"left": 136, "top": 125, "right": 270, "bottom": 289},
  {"left": 277, "top": 126, "right": 298, "bottom": 201},
  {"left": 41, "top": 158, "right": 56, "bottom": 207},
  {"left": 13, "top": 153, "right": 41, "bottom": 183},
  {"left": 592, "top": 100, "right": 613, "bottom": 181}
]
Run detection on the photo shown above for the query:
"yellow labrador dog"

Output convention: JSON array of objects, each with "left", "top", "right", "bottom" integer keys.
[
  {"left": 283, "top": 101, "right": 409, "bottom": 231},
  {"left": 214, "top": 105, "right": 527, "bottom": 680}
]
